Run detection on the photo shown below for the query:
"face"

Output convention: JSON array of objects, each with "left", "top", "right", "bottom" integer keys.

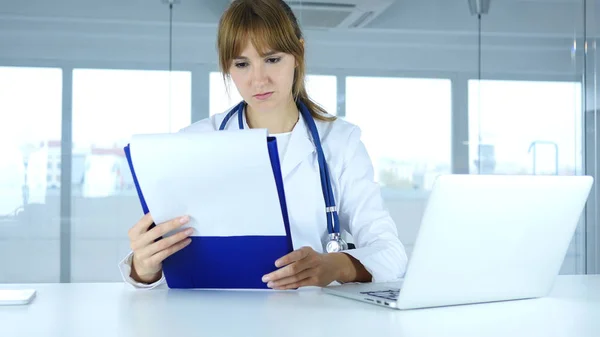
[{"left": 228, "top": 41, "right": 296, "bottom": 113}]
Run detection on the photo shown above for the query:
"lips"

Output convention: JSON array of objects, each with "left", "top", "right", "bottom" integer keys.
[{"left": 254, "top": 92, "right": 273, "bottom": 100}]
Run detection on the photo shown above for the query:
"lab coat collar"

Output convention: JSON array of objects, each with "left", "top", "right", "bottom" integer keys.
[
  {"left": 240, "top": 105, "right": 251, "bottom": 129},
  {"left": 222, "top": 104, "right": 251, "bottom": 129},
  {"left": 234, "top": 105, "right": 315, "bottom": 180},
  {"left": 280, "top": 114, "right": 315, "bottom": 180}
]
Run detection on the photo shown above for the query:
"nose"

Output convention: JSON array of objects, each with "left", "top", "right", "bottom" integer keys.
[{"left": 251, "top": 63, "right": 269, "bottom": 87}]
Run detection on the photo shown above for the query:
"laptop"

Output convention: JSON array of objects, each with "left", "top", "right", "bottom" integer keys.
[{"left": 323, "top": 174, "right": 594, "bottom": 310}]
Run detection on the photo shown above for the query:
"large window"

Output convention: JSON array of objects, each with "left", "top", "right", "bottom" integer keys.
[
  {"left": 468, "top": 80, "right": 583, "bottom": 176},
  {"left": 209, "top": 72, "right": 337, "bottom": 117},
  {"left": 0, "top": 66, "right": 63, "bottom": 283},
  {"left": 345, "top": 76, "right": 452, "bottom": 191},
  {"left": 70, "top": 69, "right": 192, "bottom": 282}
]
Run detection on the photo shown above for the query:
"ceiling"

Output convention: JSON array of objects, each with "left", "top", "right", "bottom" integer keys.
[
  {"left": 0, "top": 0, "right": 590, "bottom": 76},
  {"left": 0, "top": 0, "right": 589, "bottom": 37}
]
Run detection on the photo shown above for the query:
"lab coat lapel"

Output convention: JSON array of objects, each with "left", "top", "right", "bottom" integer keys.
[{"left": 281, "top": 116, "right": 315, "bottom": 180}]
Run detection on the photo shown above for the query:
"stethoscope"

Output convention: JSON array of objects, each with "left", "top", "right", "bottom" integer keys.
[{"left": 218, "top": 99, "right": 348, "bottom": 253}]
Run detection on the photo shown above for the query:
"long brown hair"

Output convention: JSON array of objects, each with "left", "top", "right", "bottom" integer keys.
[{"left": 217, "top": 0, "right": 335, "bottom": 122}]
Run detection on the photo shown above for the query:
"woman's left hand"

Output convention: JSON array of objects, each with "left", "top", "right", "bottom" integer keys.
[{"left": 261, "top": 246, "right": 354, "bottom": 290}]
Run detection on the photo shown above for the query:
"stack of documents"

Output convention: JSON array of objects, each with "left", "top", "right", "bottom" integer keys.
[{"left": 125, "top": 129, "right": 293, "bottom": 289}]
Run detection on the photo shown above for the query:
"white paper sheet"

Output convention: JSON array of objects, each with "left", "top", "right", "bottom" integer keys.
[{"left": 129, "top": 129, "right": 286, "bottom": 237}]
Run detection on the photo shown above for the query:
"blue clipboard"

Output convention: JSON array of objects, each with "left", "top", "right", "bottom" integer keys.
[{"left": 124, "top": 136, "right": 294, "bottom": 289}]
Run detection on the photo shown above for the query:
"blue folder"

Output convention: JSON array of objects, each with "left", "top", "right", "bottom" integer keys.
[{"left": 124, "top": 136, "right": 293, "bottom": 289}]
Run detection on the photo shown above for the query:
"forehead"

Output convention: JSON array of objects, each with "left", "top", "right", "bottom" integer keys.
[
  {"left": 236, "top": 48, "right": 279, "bottom": 59},
  {"left": 233, "top": 32, "right": 279, "bottom": 58}
]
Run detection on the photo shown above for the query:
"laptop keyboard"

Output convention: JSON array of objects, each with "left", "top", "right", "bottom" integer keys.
[{"left": 360, "top": 289, "right": 400, "bottom": 301}]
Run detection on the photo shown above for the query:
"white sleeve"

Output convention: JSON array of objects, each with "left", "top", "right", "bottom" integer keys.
[
  {"left": 118, "top": 251, "right": 166, "bottom": 289},
  {"left": 336, "top": 127, "right": 408, "bottom": 283}
]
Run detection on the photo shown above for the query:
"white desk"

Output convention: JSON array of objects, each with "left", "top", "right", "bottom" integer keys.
[{"left": 1, "top": 275, "right": 599, "bottom": 337}]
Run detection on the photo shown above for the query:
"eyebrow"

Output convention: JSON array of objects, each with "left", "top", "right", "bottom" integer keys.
[{"left": 234, "top": 51, "right": 280, "bottom": 60}]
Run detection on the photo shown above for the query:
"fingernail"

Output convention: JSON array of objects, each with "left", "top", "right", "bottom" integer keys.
[
  {"left": 185, "top": 228, "right": 194, "bottom": 235},
  {"left": 180, "top": 216, "right": 189, "bottom": 224},
  {"left": 267, "top": 282, "right": 274, "bottom": 288},
  {"left": 262, "top": 275, "right": 270, "bottom": 283},
  {"left": 274, "top": 260, "right": 281, "bottom": 268}
]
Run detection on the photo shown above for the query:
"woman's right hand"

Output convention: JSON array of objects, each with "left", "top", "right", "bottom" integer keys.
[{"left": 128, "top": 213, "right": 194, "bottom": 284}]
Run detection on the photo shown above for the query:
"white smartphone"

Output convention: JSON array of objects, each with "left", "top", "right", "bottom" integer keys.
[{"left": 0, "top": 289, "right": 36, "bottom": 305}]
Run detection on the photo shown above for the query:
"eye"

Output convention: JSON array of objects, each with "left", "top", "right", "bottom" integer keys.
[
  {"left": 234, "top": 62, "right": 248, "bottom": 68},
  {"left": 266, "top": 57, "right": 281, "bottom": 64}
]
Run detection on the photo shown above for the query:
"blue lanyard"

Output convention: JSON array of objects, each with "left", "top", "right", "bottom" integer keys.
[{"left": 218, "top": 100, "right": 340, "bottom": 236}]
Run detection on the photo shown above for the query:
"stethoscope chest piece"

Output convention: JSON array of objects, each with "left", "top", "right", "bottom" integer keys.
[{"left": 325, "top": 233, "right": 348, "bottom": 253}]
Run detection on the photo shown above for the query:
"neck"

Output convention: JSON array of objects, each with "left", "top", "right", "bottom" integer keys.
[{"left": 246, "top": 98, "right": 299, "bottom": 134}]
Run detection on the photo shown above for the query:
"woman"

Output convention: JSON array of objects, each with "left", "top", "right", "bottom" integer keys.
[{"left": 119, "top": 0, "right": 408, "bottom": 290}]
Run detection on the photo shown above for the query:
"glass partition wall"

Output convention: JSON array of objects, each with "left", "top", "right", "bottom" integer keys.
[{"left": 0, "top": 0, "right": 597, "bottom": 282}]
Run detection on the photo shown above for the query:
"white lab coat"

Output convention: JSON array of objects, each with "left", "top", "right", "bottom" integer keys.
[{"left": 118, "top": 108, "right": 408, "bottom": 289}]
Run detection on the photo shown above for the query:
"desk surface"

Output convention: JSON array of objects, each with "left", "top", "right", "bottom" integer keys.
[{"left": 1, "top": 275, "right": 599, "bottom": 337}]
